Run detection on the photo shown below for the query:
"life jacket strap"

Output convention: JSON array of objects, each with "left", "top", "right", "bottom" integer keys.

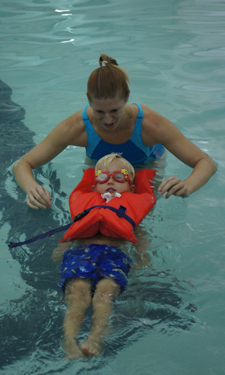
[
  {"left": 8, "top": 205, "right": 135, "bottom": 249},
  {"left": 84, "top": 205, "right": 135, "bottom": 228}
]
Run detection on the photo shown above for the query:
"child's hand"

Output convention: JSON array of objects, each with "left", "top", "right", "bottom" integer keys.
[
  {"left": 134, "top": 252, "right": 151, "bottom": 270},
  {"left": 51, "top": 242, "right": 73, "bottom": 263}
]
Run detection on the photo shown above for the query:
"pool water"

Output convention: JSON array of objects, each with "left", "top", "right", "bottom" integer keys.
[{"left": 1, "top": 0, "right": 225, "bottom": 374}]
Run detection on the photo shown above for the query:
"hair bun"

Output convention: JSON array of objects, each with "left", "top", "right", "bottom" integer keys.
[{"left": 99, "top": 54, "right": 118, "bottom": 67}]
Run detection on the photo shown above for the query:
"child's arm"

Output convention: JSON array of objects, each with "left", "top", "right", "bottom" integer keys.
[
  {"left": 133, "top": 226, "right": 151, "bottom": 269},
  {"left": 51, "top": 241, "right": 73, "bottom": 263}
]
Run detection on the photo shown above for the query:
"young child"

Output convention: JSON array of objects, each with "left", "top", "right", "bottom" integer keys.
[{"left": 52, "top": 154, "right": 155, "bottom": 360}]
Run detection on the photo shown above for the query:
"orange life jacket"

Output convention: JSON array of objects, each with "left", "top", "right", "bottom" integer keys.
[{"left": 59, "top": 168, "right": 156, "bottom": 244}]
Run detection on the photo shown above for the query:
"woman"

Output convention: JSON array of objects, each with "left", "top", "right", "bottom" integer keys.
[{"left": 12, "top": 54, "right": 217, "bottom": 210}]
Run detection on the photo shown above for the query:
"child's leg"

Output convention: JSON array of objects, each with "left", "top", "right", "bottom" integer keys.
[
  {"left": 81, "top": 277, "right": 120, "bottom": 357},
  {"left": 63, "top": 278, "right": 92, "bottom": 359}
]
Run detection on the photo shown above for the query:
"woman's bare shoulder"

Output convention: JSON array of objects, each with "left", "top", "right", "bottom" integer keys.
[
  {"left": 51, "top": 108, "right": 87, "bottom": 147},
  {"left": 141, "top": 103, "right": 169, "bottom": 126},
  {"left": 140, "top": 104, "right": 174, "bottom": 144},
  {"left": 18, "top": 109, "right": 87, "bottom": 168}
]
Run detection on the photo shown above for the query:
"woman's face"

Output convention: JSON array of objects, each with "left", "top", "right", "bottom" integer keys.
[{"left": 90, "top": 95, "right": 128, "bottom": 131}]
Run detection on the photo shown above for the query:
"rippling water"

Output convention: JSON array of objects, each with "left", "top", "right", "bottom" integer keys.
[{"left": 1, "top": 0, "right": 225, "bottom": 374}]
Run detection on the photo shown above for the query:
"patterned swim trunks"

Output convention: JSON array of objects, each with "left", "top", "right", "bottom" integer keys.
[{"left": 59, "top": 244, "right": 131, "bottom": 293}]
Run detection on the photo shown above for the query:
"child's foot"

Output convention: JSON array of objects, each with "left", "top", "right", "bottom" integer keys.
[
  {"left": 80, "top": 337, "right": 103, "bottom": 357},
  {"left": 63, "top": 338, "right": 85, "bottom": 360}
]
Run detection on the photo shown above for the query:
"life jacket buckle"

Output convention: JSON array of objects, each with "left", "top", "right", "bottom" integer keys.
[
  {"left": 117, "top": 205, "right": 126, "bottom": 218},
  {"left": 73, "top": 210, "right": 89, "bottom": 222}
]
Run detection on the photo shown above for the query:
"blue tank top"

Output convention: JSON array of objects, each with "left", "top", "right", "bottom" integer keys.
[{"left": 82, "top": 103, "right": 165, "bottom": 164}]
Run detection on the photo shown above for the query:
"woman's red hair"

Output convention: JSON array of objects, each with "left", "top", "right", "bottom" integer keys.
[{"left": 87, "top": 54, "right": 130, "bottom": 102}]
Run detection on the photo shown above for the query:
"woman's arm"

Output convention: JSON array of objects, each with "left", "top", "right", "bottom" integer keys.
[
  {"left": 12, "top": 110, "right": 87, "bottom": 209},
  {"left": 142, "top": 105, "right": 217, "bottom": 198},
  {"left": 158, "top": 152, "right": 216, "bottom": 199}
]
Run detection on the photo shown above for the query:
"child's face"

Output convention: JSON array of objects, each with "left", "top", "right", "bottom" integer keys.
[{"left": 93, "top": 160, "right": 135, "bottom": 197}]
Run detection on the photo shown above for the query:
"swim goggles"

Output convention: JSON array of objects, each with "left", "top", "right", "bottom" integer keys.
[{"left": 95, "top": 169, "right": 132, "bottom": 185}]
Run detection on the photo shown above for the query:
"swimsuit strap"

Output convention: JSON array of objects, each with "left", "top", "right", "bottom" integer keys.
[
  {"left": 8, "top": 205, "right": 135, "bottom": 249},
  {"left": 82, "top": 105, "right": 101, "bottom": 158},
  {"left": 130, "top": 103, "right": 149, "bottom": 153}
]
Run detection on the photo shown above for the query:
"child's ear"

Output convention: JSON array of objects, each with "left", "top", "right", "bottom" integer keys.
[
  {"left": 92, "top": 185, "right": 97, "bottom": 192},
  {"left": 130, "top": 184, "right": 135, "bottom": 193}
]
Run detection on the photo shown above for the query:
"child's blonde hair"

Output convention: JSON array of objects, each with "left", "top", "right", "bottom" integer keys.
[{"left": 95, "top": 153, "right": 135, "bottom": 182}]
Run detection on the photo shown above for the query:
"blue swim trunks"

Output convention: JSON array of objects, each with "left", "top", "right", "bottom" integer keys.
[{"left": 59, "top": 244, "right": 131, "bottom": 294}]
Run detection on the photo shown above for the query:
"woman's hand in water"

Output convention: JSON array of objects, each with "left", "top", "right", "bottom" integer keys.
[
  {"left": 26, "top": 184, "right": 52, "bottom": 209},
  {"left": 158, "top": 176, "right": 190, "bottom": 199}
]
